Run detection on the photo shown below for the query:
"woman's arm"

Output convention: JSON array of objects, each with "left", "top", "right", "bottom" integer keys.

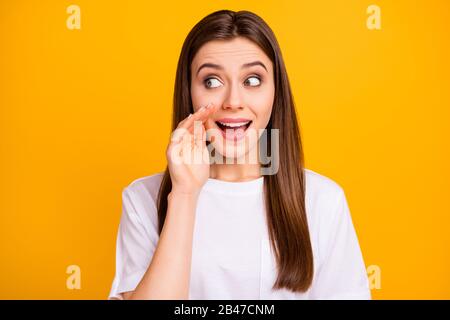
[
  {"left": 121, "top": 102, "right": 217, "bottom": 300},
  {"left": 124, "top": 191, "right": 199, "bottom": 299}
]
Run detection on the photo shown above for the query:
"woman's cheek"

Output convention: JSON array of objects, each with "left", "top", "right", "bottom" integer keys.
[
  {"left": 191, "top": 85, "right": 210, "bottom": 112},
  {"left": 193, "top": 88, "right": 222, "bottom": 110},
  {"left": 250, "top": 94, "right": 273, "bottom": 122}
]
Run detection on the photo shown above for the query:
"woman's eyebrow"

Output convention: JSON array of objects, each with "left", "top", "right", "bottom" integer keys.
[
  {"left": 195, "top": 60, "right": 268, "bottom": 76},
  {"left": 242, "top": 61, "right": 267, "bottom": 72},
  {"left": 196, "top": 63, "right": 223, "bottom": 76}
]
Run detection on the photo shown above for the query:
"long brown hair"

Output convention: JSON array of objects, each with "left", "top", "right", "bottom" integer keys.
[{"left": 157, "top": 10, "right": 313, "bottom": 292}]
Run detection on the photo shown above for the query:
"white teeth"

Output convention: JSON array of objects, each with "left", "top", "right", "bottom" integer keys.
[{"left": 217, "top": 121, "right": 250, "bottom": 128}]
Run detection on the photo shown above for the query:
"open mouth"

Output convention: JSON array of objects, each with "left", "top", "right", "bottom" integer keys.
[{"left": 214, "top": 120, "right": 253, "bottom": 141}]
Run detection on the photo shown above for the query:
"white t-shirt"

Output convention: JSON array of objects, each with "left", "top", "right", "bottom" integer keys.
[{"left": 108, "top": 168, "right": 371, "bottom": 300}]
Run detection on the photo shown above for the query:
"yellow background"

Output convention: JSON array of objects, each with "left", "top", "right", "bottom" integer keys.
[{"left": 1, "top": 0, "right": 449, "bottom": 299}]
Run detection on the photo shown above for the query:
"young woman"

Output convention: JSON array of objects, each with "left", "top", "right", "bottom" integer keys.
[{"left": 108, "top": 10, "right": 371, "bottom": 300}]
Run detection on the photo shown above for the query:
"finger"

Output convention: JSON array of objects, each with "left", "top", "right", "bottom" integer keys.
[
  {"left": 187, "top": 103, "right": 219, "bottom": 134},
  {"left": 176, "top": 112, "right": 193, "bottom": 129},
  {"left": 175, "top": 105, "right": 206, "bottom": 130},
  {"left": 170, "top": 127, "right": 188, "bottom": 143},
  {"left": 179, "top": 102, "right": 217, "bottom": 132},
  {"left": 181, "top": 134, "right": 194, "bottom": 164},
  {"left": 166, "top": 138, "right": 184, "bottom": 165},
  {"left": 172, "top": 103, "right": 218, "bottom": 143},
  {"left": 193, "top": 121, "right": 205, "bottom": 148}
]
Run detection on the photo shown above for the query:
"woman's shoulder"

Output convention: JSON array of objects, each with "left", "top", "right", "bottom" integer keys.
[
  {"left": 303, "top": 168, "right": 346, "bottom": 212},
  {"left": 304, "top": 168, "right": 345, "bottom": 197},
  {"left": 122, "top": 171, "right": 165, "bottom": 204}
]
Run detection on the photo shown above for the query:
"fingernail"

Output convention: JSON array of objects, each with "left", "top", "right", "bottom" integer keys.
[
  {"left": 199, "top": 106, "right": 206, "bottom": 112},
  {"left": 188, "top": 113, "right": 193, "bottom": 118}
]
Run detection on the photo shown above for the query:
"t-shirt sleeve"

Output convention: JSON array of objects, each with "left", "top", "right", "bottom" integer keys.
[
  {"left": 309, "top": 189, "right": 371, "bottom": 300},
  {"left": 108, "top": 186, "right": 158, "bottom": 300}
]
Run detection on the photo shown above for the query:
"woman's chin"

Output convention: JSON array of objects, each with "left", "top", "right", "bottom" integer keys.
[{"left": 209, "top": 142, "right": 259, "bottom": 164}]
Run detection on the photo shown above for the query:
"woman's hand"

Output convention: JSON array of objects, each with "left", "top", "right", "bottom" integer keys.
[{"left": 166, "top": 102, "right": 218, "bottom": 196}]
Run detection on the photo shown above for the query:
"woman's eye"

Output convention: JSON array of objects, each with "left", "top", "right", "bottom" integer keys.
[
  {"left": 244, "top": 76, "right": 261, "bottom": 87},
  {"left": 204, "top": 78, "right": 222, "bottom": 89}
]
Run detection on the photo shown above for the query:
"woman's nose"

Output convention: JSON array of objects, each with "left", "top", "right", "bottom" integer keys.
[{"left": 222, "top": 83, "right": 244, "bottom": 110}]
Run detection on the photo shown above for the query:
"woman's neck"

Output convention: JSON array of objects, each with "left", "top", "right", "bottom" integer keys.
[{"left": 209, "top": 163, "right": 262, "bottom": 182}]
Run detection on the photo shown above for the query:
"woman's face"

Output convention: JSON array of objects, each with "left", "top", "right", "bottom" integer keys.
[{"left": 190, "top": 36, "right": 275, "bottom": 160}]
